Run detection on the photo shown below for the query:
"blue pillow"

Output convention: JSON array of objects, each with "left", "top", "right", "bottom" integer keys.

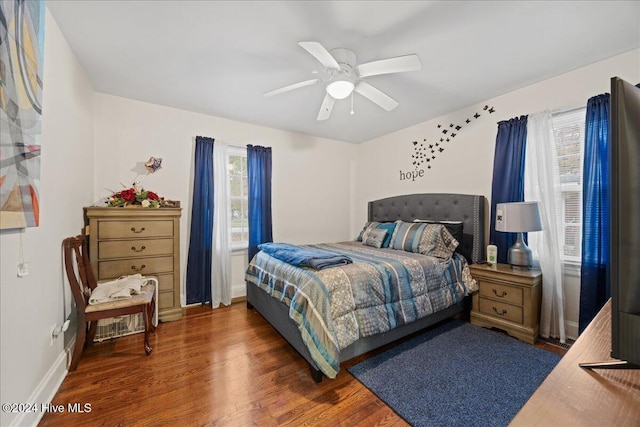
[
  {"left": 389, "top": 221, "right": 428, "bottom": 252},
  {"left": 376, "top": 222, "right": 397, "bottom": 248}
]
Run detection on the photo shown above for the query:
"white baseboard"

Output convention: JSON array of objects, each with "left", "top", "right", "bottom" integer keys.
[
  {"left": 232, "top": 282, "right": 246, "bottom": 299},
  {"left": 183, "top": 283, "right": 246, "bottom": 308},
  {"left": 566, "top": 320, "right": 579, "bottom": 341},
  {"left": 9, "top": 344, "right": 71, "bottom": 427}
]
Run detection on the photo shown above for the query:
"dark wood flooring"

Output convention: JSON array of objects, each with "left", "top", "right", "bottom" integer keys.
[{"left": 39, "top": 303, "right": 567, "bottom": 426}]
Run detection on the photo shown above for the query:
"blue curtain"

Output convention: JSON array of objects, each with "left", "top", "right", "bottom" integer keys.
[
  {"left": 247, "top": 145, "right": 273, "bottom": 262},
  {"left": 186, "top": 136, "right": 215, "bottom": 305},
  {"left": 579, "top": 94, "right": 610, "bottom": 333},
  {"left": 489, "top": 116, "right": 529, "bottom": 263}
]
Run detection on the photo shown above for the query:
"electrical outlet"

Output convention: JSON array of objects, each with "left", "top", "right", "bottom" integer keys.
[{"left": 17, "top": 262, "right": 29, "bottom": 277}]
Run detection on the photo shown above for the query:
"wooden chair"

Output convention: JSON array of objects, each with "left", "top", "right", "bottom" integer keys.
[{"left": 63, "top": 235, "right": 156, "bottom": 371}]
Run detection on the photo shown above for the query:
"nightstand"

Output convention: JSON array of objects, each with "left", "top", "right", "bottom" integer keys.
[{"left": 469, "top": 263, "right": 542, "bottom": 344}]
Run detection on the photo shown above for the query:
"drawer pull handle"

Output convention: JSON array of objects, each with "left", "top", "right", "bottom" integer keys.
[
  {"left": 131, "top": 245, "right": 146, "bottom": 252},
  {"left": 492, "top": 289, "right": 507, "bottom": 298},
  {"left": 131, "top": 264, "right": 146, "bottom": 272},
  {"left": 130, "top": 227, "right": 146, "bottom": 234},
  {"left": 492, "top": 307, "right": 508, "bottom": 316}
]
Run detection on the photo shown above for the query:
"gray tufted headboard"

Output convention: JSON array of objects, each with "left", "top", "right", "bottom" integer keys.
[{"left": 368, "top": 193, "right": 486, "bottom": 264}]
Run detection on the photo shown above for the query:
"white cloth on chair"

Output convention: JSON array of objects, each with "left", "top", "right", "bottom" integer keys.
[{"left": 89, "top": 274, "right": 145, "bottom": 305}]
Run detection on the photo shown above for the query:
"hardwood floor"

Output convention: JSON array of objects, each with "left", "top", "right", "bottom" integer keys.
[{"left": 39, "top": 303, "right": 567, "bottom": 426}]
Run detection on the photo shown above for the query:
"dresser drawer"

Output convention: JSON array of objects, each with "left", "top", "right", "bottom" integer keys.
[
  {"left": 155, "top": 273, "right": 174, "bottom": 292},
  {"left": 478, "top": 280, "right": 523, "bottom": 306},
  {"left": 97, "top": 238, "right": 174, "bottom": 260},
  {"left": 478, "top": 298, "right": 523, "bottom": 324},
  {"left": 98, "top": 256, "right": 174, "bottom": 279},
  {"left": 97, "top": 220, "right": 174, "bottom": 239},
  {"left": 159, "top": 291, "right": 175, "bottom": 310}
]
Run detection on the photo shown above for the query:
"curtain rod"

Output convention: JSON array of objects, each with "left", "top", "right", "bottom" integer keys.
[
  {"left": 196, "top": 135, "right": 251, "bottom": 150},
  {"left": 227, "top": 143, "right": 271, "bottom": 150}
]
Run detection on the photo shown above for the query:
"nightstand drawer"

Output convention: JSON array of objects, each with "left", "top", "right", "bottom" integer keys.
[
  {"left": 478, "top": 280, "right": 523, "bottom": 306},
  {"left": 478, "top": 298, "right": 523, "bottom": 324},
  {"left": 97, "top": 220, "right": 174, "bottom": 239},
  {"left": 98, "top": 238, "right": 174, "bottom": 259}
]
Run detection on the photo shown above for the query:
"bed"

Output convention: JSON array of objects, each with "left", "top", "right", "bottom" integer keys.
[{"left": 246, "top": 193, "right": 486, "bottom": 382}]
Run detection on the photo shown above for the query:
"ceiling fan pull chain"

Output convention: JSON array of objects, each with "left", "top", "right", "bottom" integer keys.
[{"left": 350, "top": 92, "right": 355, "bottom": 115}]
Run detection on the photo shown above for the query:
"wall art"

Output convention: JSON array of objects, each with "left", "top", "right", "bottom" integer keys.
[
  {"left": 400, "top": 105, "right": 496, "bottom": 182},
  {"left": 0, "top": 0, "right": 45, "bottom": 229}
]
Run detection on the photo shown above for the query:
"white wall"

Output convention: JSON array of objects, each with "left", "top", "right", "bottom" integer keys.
[
  {"left": 0, "top": 9, "right": 95, "bottom": 427},
  {"left": 354, "top": 48, "right": 640, "bottom": 339},
  {"left": 92, "top": 94, "right": 358, "bottom": 301}
]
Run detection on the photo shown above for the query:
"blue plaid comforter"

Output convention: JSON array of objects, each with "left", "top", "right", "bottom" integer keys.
[{"left": 245, "top": 241, "right": 477, "bottom": 378}]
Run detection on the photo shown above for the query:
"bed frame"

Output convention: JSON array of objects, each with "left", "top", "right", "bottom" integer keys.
[{"left": 246, "top": 193, "right": 486, "bottom": 382}]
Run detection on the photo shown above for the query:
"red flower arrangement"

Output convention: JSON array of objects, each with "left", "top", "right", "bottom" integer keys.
[{"left": 106, "top": 183, "right": 164, "bottom": 208}]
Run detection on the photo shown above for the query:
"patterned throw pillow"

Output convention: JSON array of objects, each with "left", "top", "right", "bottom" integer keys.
[
  {"left": 356, "top": 221, "right": 376, "bottom": 241},
  {"left": 389, "top": 221, "right": 428, "bottom": 252},
  {"left": 357, "top": 221, "right": 397, "bottom": 248},
  {"left": 363, "top": 228, "right": 387, "bottom": 248},
  {"left": 418, "top": 224, "right": 459, "bottom": 259},
  {"left": 413, "top": 219, "right": 463, "bottom": 244}
]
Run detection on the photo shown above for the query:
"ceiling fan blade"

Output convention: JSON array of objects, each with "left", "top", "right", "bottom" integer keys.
[
  {"left": 355, "top": 81, "right": 399, "bottom": 111},
  {"left": 263, "top": 79, "right": 319, "bottom": 97},
  {"left": 298, "top": 41, "right": 340, "bottom": 70},
  {"left": 356, "top": 54, "right": 422, "bottom": 77},
  {"left": 317, "top": 93, "right": 335, "bottom": 121}
]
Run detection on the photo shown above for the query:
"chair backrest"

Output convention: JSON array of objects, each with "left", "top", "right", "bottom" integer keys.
[{"left": 63, "top": 235, "right": 98, "bottom": 311}]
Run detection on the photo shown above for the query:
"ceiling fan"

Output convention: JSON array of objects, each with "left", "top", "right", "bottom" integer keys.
[{"left": 264, "top": 41, "right": 422, "bottom": 121}]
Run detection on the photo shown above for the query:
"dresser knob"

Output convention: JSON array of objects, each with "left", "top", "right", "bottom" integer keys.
[
  {"left": 131, "top": 245, "right": 146, "bottom": 252},
  {"left": 131, "top": 264, "right": 146, "bottom": 272},
  {"left": 130, "top": 227, "right": 146, "bottom": 233},
  {"left": 492, "top": 289, "right": 507, "bottom": 298},
  {"left": 492, "top": 307, "right": 507, "bottom": 316}
]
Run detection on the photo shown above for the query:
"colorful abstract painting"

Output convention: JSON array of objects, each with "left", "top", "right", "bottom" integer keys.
[{"left": 0, "top": 0, "right": 45, "bottom": 229}]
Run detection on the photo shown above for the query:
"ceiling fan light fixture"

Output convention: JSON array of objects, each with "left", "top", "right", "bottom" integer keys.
[
  {"left": 266, "top": 42, "right": 420, "bottom": 120},
  {"left": 326, "top": 78, "right": 354, "bottom": 100}
]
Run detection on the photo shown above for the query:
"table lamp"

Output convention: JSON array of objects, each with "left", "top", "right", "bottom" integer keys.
[{"left": 495, "top": 202, "right": 542, "bottom": 270}]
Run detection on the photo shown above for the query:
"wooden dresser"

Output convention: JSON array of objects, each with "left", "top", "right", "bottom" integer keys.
[
  {"left": 469, "top": 263, "right": 542, "bottom": 344},
  {"left": 84, "top": 207, "right": 183, "bottom": 322}
]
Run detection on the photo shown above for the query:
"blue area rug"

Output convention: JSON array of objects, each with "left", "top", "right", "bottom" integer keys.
[{"left": 348, "top": 320, "right": 561, "bottom": 427}]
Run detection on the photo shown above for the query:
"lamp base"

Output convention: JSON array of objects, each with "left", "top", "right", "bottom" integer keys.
[{"left": 507, "top": 233, "right": 533, "bottom": 270}]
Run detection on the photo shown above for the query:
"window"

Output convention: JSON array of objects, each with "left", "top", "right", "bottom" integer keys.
[
  {"left": 228, "top": 147, "right": 248, "bottom": 249},
  {"left": 551, "top": 108, "right": 585, "bottom": 263}
]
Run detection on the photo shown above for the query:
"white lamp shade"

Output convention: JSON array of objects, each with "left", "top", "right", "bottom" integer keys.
[
  {"left": 326, "top": 79, "right": 354, "bottom": 100},
  {"left": 495, "top": 202, "right": 542, "bottom": 232}
]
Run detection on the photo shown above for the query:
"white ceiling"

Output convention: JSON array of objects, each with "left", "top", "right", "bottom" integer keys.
[{"left": 47, "top": 1, "right": 640, "bottom": 143}]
